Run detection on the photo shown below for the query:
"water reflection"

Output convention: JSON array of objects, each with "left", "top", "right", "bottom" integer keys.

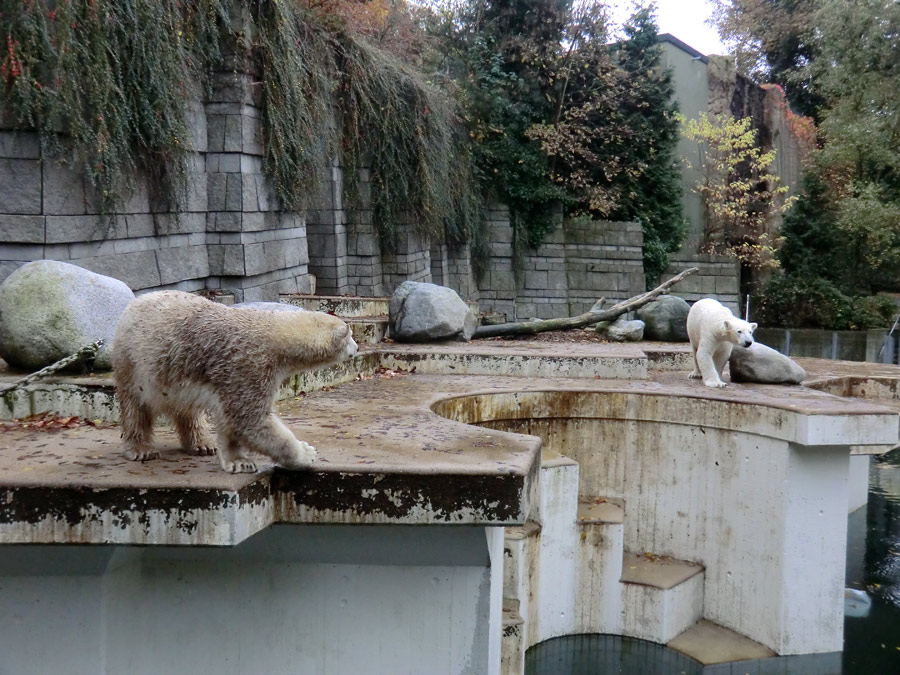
[{"left": 844, "top": 448, "right": 900, "bottom": 673}]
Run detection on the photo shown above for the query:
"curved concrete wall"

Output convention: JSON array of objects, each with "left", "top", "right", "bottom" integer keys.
[{"left": 432, "top": 390, "right": 879, "bottom": 655}]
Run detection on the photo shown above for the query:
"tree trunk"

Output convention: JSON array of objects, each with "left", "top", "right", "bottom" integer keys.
[{"left": 472, "top": 267, "right": 698, "bottom": 339}]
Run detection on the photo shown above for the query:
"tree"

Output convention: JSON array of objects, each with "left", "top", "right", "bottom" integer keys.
[
  {"left": 431, "top": 0, "right": 685, "bottom": 275},
  {"left": 711, "top": 0, "right": 823, "bottom": 118},
  {"left": 681, "top": 113, "right": 792, "bottom": 268},
  {"left": 609, "top": 5, "right": 684, "bottom": 284},
  {"left": 440, "top": 0, "right": 569, "bottom": 249}
]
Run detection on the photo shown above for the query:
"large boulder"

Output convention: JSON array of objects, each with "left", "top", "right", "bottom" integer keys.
[
  {"left": 389, "top": 281, "right": 477, "bottom": 342},
  {"left": 596, "top": 316, "right": 645, "bottom": 342},
  {"left": 0, "top": 260, "right": 134, "bottom": 371},
  {"left": 636, "top": 295, "right": 690, "bottom": 342},
  {"left": 729, "top": 342, "right": 807, "bottom": 384}
]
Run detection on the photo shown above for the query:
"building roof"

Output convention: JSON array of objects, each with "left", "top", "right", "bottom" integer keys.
[{"left": 658, "top": 33, "right": 709, "bottom": 64}]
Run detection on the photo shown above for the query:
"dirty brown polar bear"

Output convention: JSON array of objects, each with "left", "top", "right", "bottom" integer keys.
[{"left": 111, "top": 291, "right": 358, "bottom": 473}]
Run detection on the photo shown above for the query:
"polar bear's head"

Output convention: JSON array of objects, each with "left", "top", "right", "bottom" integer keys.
[{"left": 724, "top": 318, "right": 757, "bottom": 348}]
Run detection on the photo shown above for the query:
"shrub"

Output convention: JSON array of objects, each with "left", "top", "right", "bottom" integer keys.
[{"left": 754, "top": 274, "right": 897, "bottom": 330}]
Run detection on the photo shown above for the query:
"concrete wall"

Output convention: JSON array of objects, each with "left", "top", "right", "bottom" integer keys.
[
  {"left": 437, "top": 388, "right": 894, "bottom": 657},
  {"left": 660, "top": 35, "right": 811, "bottom": 302},
  {"left": 0, "top": 525, "right": 505, "bottom": 675}
]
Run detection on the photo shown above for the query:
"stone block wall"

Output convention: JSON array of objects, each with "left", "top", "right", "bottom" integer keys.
[
  {"left": 0, "top": 70, "right": 313, "bottom": 302},
  {"left": 476, "top": 208, "right": 648, "bottom": 321},
  {"left": 563, "top": 219, "right": 645, "bottom": 315},
  {"left": 477, "top": 204, "right": 517, "bottom": 320},
  {"left": 662, "top": 252, "right": 741, "bottom": 312}
]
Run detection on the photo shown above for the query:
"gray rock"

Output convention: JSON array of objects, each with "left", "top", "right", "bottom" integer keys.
[
  {"left": 389, "top": 281, "right": 477, "bottom": 342},
  {"left": 597, "top": 317, "right": 644, "bottom": 342},
  {"left": 233, "top": 301, "right": 306, "bottom": 312},
  {"left": 0, "top": 260, "right": 134, "bottom": 371},
  {"left": 729, "top": 342, "right": 807, "bottom": 384},
  {"left": 636, "top": 295, "right": 690, "bottom": 342}
]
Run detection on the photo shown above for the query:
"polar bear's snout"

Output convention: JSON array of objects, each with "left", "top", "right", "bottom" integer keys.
[
  {"left": 346, "top": 336, "right": 359, "bottom": 358},
  {"left": 739, "top": 332, "right": 754, "bottom": 348}
]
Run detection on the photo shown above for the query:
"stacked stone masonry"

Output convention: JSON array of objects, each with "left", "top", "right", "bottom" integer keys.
[
  {"left": 0, "top": 70, "right": 313, "bottom": 303},
  {"left": 662, "top": 252, "right": 741, "bottom": 313},
  {"left": 475, "top": 206, "right": 646, "bottom": 321},
  {"left": 1, "top": 74, "right": 739, "bottom": 310}
]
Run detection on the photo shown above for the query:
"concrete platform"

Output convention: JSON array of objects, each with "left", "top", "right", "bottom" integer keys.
[
  {"left": 2, "top": 340, "right": 899, "bottom": 674},
  {"left": 577, "top": 497, "right": 625, "bottom": 524},
  {"left": 2, "top": 360, "right": 898, "bottom": 546},
  {"left": 668, "top": 619, "right": 776, "bottom": 665},
  {"left": 621, "top": 552, "right": 704, "bottom": 590}
]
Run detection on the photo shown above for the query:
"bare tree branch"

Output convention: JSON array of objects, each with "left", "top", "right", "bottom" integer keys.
[{"left": 473, "top": 267, "right": 698, "bottom": 339}]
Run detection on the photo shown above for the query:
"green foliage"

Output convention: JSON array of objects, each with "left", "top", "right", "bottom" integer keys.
[
  {"left": 833, "top": 183, "right": 900, "bottom": 293},
  {"left": 722, "top": 0, "right": 900, "bottom": 319},
  {"left": 443, "top": 1, "right": 567, "bottom": 252},
  {"left": 753, "top": 275, "right": 896, "bottom": 330},
  {"left": 1, "top": 1, "right": 478, "bottom": 254},
  {"left": 0, "top": 0, "right": 228, "bottom": 214},
  {"left": 608, "top": 6, "right": 684, "bottom": 284},
  {"left": 432, "top": 1, "right": 684, "bottom": 281},
  {"left": 775, "top": 171, "right": 843, "bottom": 279}
]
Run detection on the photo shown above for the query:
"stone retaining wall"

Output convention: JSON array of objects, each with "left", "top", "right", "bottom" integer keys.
[
  {"left": 1, "top": 76, "right": 738, "bottom": 310},
  {"left": 662, "top": 252, "right": 741, "bottom": 312},
  {"left": 475, "top": 205, "right": 647, "bottom": 321},
  {"left": 1, "top": 66, "right": 316, "bottom": 302}
]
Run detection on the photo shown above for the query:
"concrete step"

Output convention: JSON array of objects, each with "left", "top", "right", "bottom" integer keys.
[
  {"left": 621, "top": 551, "right": 705, "bottom": 644},
  {"left": 500, "top": 599, "right": 525, "bottom": 675},
  {"left": 667, "top": 619, "right": 775, "bottom": 665},
  {"left": 279, "top": 294, "right": 480, "bottom": 318},
  {"left": 503, "top": 521, "right": 541, "bottom": 604},
  {"left": 574, "top": 497, "right": 626, "bottom": 635},
  {"left": 345, "top": 317, "right": 389, "bottom": 345},
  {"left": 577, "top": 496, "right": 624, "bottom": 524},
  {"left": 279, "top": 294, "right": 391, "bottom": 318}
]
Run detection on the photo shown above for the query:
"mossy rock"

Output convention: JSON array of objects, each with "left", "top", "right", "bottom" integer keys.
[{"left": 0, "top": 261, "right": 134, "bottom": 371}]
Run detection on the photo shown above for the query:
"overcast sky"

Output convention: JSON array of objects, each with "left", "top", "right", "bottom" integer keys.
[{"left": 610, "top": 0, "right": 729, "bottom": 56}]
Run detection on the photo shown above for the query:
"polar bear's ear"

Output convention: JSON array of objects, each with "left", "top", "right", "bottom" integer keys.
[
  {"left": 750, "top": 322, "right": 758, "bottom": 331},
  {"left": 723, "top": 319, "right": 732, "bottom": 331}
]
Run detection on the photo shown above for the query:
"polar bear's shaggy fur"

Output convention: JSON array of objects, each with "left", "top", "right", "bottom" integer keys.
[
  {"left": 111, "top": 291, "right": 358, "bottom": 473},
  {"left": 686, "top": 298, "right": 757, "bottom": 388}
]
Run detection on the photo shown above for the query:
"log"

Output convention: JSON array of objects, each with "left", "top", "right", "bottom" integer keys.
[
  {"left": 0, "top": 340, "right": 104, "bottom": 397},
  {"left": 472, "top": 267, "right": 699, "bottom": 339}
]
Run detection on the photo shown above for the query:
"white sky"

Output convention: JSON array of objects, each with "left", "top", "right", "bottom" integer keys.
[{"left": 609, "top": 0, "right": 728, "bottom": 56}]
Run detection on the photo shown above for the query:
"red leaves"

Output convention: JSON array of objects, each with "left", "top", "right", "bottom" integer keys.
[{"left": 0, "top": 413, "right": 107, "bottom": 433}]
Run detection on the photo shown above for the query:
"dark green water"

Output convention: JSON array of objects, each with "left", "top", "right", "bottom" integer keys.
[
  {"left": 526, "top": 449, "right": 900, "bottom": 675},
  {"left": 844, "top": 449, "right": 900, "bottom": 674}
]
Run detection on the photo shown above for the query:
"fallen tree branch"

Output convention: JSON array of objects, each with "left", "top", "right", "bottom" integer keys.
[
  {"left": 0, "top": 340, "right": 104, "bottom": 397},
  {"left": 472, "top": 267, "right": 699, "bottom": 339}
]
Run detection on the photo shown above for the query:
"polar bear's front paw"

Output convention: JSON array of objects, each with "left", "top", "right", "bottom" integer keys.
[
  {"left": 688, "top": 369, "right": 702, "bottom": 380},
  {"left": 280, "top": 440, "right": 317, "bottom": 471},
  {"left": 704, "top": 379, "right": 728, "bottom": 388}
]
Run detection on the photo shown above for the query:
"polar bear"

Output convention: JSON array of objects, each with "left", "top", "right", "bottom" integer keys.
[
  {"left": 111, "top": 291, "right": 358, "bottom": 473},
  {"left": 686, "top": 298, "right": 757, "bottom": 388}
]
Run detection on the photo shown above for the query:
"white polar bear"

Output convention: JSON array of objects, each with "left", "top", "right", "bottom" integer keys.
[{"left": 686, "top": 298, "right": 757, "bottom": 388}]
